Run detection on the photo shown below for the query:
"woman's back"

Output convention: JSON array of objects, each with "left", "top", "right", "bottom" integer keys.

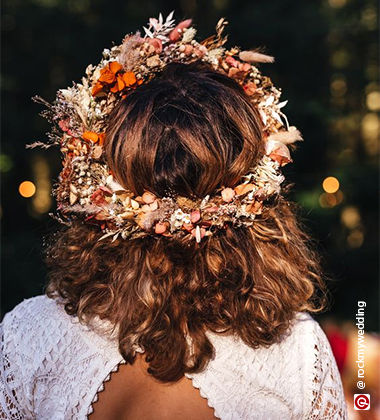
[
  {"left": 0, "top": 295, "right": 347, "bottom": 419},
  {"left": 89, "top": 356, "right": 216, "bottom": 420}
]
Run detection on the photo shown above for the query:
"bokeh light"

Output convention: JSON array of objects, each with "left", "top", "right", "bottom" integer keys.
[
  {"left": 319, "top": 192, "right": 336, "bottom": 208},
  {"left": 31, "top": 155, "right": 52, "bottom": 214},
  {"left": 341, "top": 206, "right": 361, "bottom": 229},
  {"left": 322, "top": 176, "right": 340, "bottom": 193},
  {"left": 18, "top": 181, "right": 36, "bottom": 198},
  {"left": 0, "top": 154, "right": 13, "bottom": 172},
  {"left": 366, "top": 91, "right": 380, "bottom": 111},
  {"left": 361, "top": 113, "right": 380, "bottom": 156},
  {"left": 347, "top": 229, "right": 364, "bottom": 248},
  {"left": 330, "top": 76, "right": 347, "bottom": 97},
  {"left": 328, "top": 0, "right": 347, "bottom": 8}
]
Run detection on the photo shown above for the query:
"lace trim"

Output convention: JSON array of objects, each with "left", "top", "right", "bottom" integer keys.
[
  {"left": 86, "top": 360, "right": 220, "bottom": 419},
  {"left": 185, "top": 374, "right": 221, "bottom": 420},
  {"left": 86, "top": 358, "right": 127, "bottom": 417}
]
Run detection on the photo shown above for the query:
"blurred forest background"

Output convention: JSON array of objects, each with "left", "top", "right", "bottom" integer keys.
[{"left": 1, "top": 0, "right": 379, "bottom": 331}]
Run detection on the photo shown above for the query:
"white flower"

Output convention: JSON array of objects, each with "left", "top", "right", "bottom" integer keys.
[
  {"left": 174, "top": 209, "right": 185, "bottom": 220},
  {"left": 173, "top": 220, "right": 183, "bottom": 228},
  {"left": 182, "top": 27, "right": 197, "bottom": 43},
  {"left": 143, "top": 11, "right": 175, "bottom": 40}
]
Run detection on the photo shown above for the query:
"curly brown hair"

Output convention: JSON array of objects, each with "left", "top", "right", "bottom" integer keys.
[{"left": 44, "top": 62, "right": 328, "bottom": 382}]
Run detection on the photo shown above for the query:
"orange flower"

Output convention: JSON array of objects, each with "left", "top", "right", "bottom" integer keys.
[
  {"left": 93, "top": 60, "right": 141, "bottom": 96},
  {"left": 108, "top": 61, "right": 122, "bottom": 74},
  {"left": 98, "top": 61, "right": 123, "bottom": 84},
  {"left": 98, "top": 69, "right": 116, "bottom": 84},
  {"left": 111, "top": 72, "right": 139, "bottom": 93},
  {"left": 98, "top": 133, "right": 105, "bottom": 146},
  {"left": 82, "top": 131, "right": 105, "bottom": 145},
  {"left": 92, "top": 61, "right": 125, "bottom": 96},
  {"left": 123, "top": 72, "right": 137, "bottom": 86},
  {"left": 110, "top": 75, "right": 123, "bottom": 93},
  {"left": 91, "top": 82, "right": 104, "bottom": 96}
]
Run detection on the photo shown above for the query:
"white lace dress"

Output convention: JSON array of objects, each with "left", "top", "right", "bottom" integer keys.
[{"left": 0, "top": 295, "right": 347, "bottom": 419}]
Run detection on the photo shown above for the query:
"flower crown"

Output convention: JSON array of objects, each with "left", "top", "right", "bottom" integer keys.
[{"left": 27, "top": 12, "right": 303, "bottom": 243}]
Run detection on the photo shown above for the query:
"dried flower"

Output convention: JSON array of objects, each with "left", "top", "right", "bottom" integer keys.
[
  {"left": 28, "top": 12, "right": 300, "bottom": 243},
  {"left": 169, "top": 19, "right": 192, "bottom": 42},
  {"left": 221, "top": 187, "right": 235, "bottom": 202}
]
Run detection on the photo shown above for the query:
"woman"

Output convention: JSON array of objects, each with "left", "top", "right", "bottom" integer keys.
[{"left": 0, "top": 14, "right": 347, "bottom": 419}]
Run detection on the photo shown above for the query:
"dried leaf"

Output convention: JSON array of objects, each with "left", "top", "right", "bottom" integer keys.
[
  {"left": 239, "top": 50, "right": 275, "bottom": 63},
  {"left": 267, "top": 126, "right": 303, "bottom": 145}
]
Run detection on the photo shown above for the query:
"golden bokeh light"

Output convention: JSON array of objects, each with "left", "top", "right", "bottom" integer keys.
[
  {"left": 361, "top": 6, "right": 377, "bottom": 30},
  {"left": 335, "top": 190, "right": 344, "bottom": 205},
  {"left": 330, "top": 49, "right": 350, "bottom": 69},
  {"left": 32, "top": 155, "right": 52, "bottom": 214},
  {"left": 19, "top": 181, "right": 36, "bottom": 198},
  {"left": 361, "top": 113, "right": 380, "bottom": 156},
  {"left": 328, "top": 0, "right": 346, "bottom": 8},
  {"left": 319, "top": 192, "right": 336, "bottom": 208},
  {"left": 347, "top": 229, "right": 364, "bottom": 248},
  {"left": 322, "top": 176, "right": 340, "bottom": 193},
  {"left": 330, "top": 77, "right": 347, "bottom": 97},
  {"left": 319, "top": 189, "right": 344, "bottom": 209},
  {"left": 341, "top": 206, "right": 361, "bottom": 229},
  {"left": 366, "top": 91, "right": 380, "bottom": 111}
]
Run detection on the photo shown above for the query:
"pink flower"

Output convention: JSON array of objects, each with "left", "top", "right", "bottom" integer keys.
[
  {"left": 265, "top": 140, "right": 292, "bottom": 166},
  {"left": 155, "top": 221, "right": 169, "bottom": 234},
  {"left": 169, "top": 19, "right": 192, "bottom": 42},
  {"left": 225, "top": 56, "right": 239, "bottom": 68},
  {"left": 99, "top": 186, "right": 113, "bottom": 195},
  {"left": 142, "top": 191, "right": 156, "bottom": 204},
  {"left": 243, "top": 81, "right": 257, "bottom": 96},
  {"left": 225, "top": 57, "right": 251, "bottom": 79},
  {"left": 90, "top": 189, "right": 108, "bottom": 206},
  {"left": 239, "top": 62, "right": 251, "bottom": 72},
  {"left": 58, "top": 118, "right": 75, "bottom": 136},
  {"left": 190, "top": 209, "right": 201, "bottom": 223},
  {"left": 221, "top": 187, "right": 235, "bottom": 202},
  {"left": 147, "top": 38, "right": 162, "bottom": 53},
  {"left": 191, "top": 226, "right": 206, "bottom": 242}
]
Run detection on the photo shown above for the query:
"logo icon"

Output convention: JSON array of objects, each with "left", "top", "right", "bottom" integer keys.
[{"left": 354, "top": 394, "right": 370, "bottom": 410}]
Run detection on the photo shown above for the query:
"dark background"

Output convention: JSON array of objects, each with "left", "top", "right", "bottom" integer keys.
[{"left": 1, "top": 0, "right": 379, "bottom": 330}]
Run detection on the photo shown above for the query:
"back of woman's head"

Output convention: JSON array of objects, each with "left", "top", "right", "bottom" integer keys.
[
  {"left": 104, "top": 61, "right": 264, "bottom": 198},
  {"left": 45, "top": 61, "right": 327, "bottom": 382}
]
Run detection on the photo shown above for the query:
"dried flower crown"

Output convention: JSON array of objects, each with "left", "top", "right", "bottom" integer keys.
[{"left": 28, "top": 12, "right": 303, "bottom": 243}]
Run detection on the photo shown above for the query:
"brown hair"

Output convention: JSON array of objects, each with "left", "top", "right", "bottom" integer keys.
[{"left": 44, "top": 61, "right": 328, "bottom": 382}]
